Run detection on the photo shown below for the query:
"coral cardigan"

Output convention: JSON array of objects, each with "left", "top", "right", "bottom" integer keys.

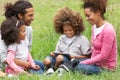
[{"left": 80, "top": 22, "right": 117, "bottom": 70}]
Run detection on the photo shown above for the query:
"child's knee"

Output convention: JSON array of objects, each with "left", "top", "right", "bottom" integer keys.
[
  {"left": 56, "top": 55, "right": 64, "bottom": 62},
  {"left": 43, "top": 58, "right": 51, "bottom": 65}
]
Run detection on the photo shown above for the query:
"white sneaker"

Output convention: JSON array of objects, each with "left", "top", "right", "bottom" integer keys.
[
  {"left": 55, "top": 68, "right": 64, "bottom": 76},
  {"left": 59, "top": 64, "right": 70, "bottom": 72},
  {"left": 44, "top": 68, "right": 54, "bottom": 75}
]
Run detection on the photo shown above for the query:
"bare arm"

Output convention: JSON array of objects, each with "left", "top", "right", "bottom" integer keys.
[
  {"left": 71, "top": 55, "right": 90, "bottom": 59},
  {"left": 14, "top": 58, "right": 31, "bottom": 69}
]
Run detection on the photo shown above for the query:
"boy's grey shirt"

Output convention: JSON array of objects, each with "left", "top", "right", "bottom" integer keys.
[{"left": 55, "top": 35, "right": 91, "bottom": 56}]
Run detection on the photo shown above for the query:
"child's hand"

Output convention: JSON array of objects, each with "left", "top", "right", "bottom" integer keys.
[
  {"left": 14, "top": 58, "right": 31, "bottom": 68},
  {"left": 32, "top": 65, "right": 40, "bottom": 70},
  {"left": 50, "top": 52, "right": 55, "bottom": 57},
  {"left": 24, "top": 62, "right": 31, "bottom": 69},
  {"left": 70, "top": 55, "right": 76, "bottom": 59}
]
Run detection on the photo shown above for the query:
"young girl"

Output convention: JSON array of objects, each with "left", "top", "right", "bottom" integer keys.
[
  {"left": 75, "top": 0, "right": 117, "bottom": 75},
  {"left": 43, "top": 7, "right": 91, "bottom": 73},
  {"left": 0, "top": 17, "right": 43, "bottom": 76}
]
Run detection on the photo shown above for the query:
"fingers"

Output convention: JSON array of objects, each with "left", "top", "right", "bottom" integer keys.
[
  {"left": 50, "top": 52, "right": 55, "bottom": 57},
  {"left": 33, "top": 65, "right": 40, "bottom": 70}
]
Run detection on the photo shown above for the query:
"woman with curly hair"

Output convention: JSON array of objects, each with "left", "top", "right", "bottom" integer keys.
[
  {"left": 43, "top": 7, "right": 91, "bottom": 74},
  {"left": 75, "top": 0, "right": 117, "bottom": 75}
]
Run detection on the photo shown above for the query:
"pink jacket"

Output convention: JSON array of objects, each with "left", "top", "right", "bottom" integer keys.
[
  {"left": 80, "top": 22, "right": 117, "bottom": 70},
  {"left": 5, "top": 50, "right": 35, "bottom": 74}
]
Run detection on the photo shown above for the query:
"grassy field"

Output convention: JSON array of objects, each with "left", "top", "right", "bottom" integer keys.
[{"left": 0, "top": 0, "right": 120, "bottom": 80}]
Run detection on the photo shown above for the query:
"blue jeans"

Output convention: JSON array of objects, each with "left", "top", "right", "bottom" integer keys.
[
  {"left": 46, "top": 55, "right": 70, "bottom": 67},
  {"left": 74, "top": 58, "right": 101, "bottom": 75},
  {"left": 28, "top": 60, "right": 44, "bottom": 74},
  {"left": 75, "top": 64, "right": 101, "bottom": 75}
]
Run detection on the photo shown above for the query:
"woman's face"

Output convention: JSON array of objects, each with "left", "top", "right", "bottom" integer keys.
[
  {"left": 84, "top": 8, "right": 100, "bottom": 25},
  {"left": 63, "top": 25, "right": 75, "bottom": 38}
]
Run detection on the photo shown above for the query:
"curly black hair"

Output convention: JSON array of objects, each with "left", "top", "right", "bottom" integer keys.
[
  {"left": 54, "top": 7, "right": 85, "bottom": 35},
  {"left": 1, "top": 16, "right": 25, "bottom": 46},
  {"left": 83, "top": 0, "right": 107, "bottom": 19}
]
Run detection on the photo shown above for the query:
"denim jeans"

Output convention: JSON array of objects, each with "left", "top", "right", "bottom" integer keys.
[
  {"left": 73, "top": 58, "right": 101, "bottom": 75},
  {"left": 46, "top": 55, "right": 70, "bottom": 68},
  {"left": 28, "top": 60, "right": 44, "bottom": 74},
  {"left": 75, "top": 64, "right": 101, "bottom": 75}
]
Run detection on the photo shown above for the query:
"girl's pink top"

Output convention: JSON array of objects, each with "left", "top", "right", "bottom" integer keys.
[
  {"left": 5, "top": 50, "right": 35, "bottom": 74},
  {"left": 5, "top": 40, "right": 35, "bottom": 74}
]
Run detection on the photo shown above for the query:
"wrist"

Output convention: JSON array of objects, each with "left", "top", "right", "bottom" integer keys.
[{"left": 74, "top": 56, "right": 77, "bottom": 58}]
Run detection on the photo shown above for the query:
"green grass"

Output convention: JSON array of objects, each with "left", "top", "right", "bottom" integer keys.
[{"left": 0, "top": 0, "right": 120, "bottom": 80}]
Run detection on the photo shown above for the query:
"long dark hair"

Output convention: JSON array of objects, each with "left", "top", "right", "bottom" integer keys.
[
  {"left": 1, "top": 16, "right": 25, "bottom": 46},
  {"left": 4, "top": 0, "right": 33, "bottom": 18}
]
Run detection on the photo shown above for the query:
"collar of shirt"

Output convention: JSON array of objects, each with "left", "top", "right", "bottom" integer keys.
[{"left": 93, "top": 24, "right": 105, "bottom": 39}]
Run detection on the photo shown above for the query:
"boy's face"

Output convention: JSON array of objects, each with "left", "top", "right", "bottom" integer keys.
[
  {"left": 63, "top": 25, "right": 75, "bottom": 38},
  {"left": 22, "top": 8, "right": 34, "bottom": 26}
]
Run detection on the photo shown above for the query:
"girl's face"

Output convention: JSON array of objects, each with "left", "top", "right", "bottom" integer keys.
[
  {"left": 19, "top": 25, "right": 26, "bottom": 41},
  {"left": 84, "top": 8, "right": 100, "bottom": 25},
  {"left": 63, "top": 25, "right": 75, "bottom": 38}
]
